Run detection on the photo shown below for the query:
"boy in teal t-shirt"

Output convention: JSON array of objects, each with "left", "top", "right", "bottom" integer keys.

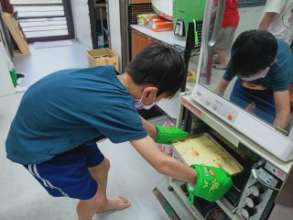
[
  {"left": 6, "top": 44, "right": 231, "bottom": 220},
  {"left": 217, "top": 30, "right": 293, "bottom": 129}
]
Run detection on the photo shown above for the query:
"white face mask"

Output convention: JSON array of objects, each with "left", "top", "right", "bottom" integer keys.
[
  {"left": 134, "top": 98, "right": 156, "bottom": 110},
  {"left": 240, "top": 67, "right": 270, "bottom": 81}
]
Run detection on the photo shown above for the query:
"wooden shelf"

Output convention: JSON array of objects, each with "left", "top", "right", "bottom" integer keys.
[
  {"left": 129, "top": 0, "right": 151, "bottom": 4},
  {"left": 131, "top": 29, "right": 159, "bottom": 58},
  {"left": 131, "top": 25, "right": 186, "bottom": 48}
]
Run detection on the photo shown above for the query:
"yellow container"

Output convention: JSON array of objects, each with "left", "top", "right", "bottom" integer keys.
[{"left": 87, "top": 48, "right": 119, "bottom": 71}]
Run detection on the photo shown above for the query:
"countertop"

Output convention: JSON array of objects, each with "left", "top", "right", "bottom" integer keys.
[{"left": 131, "top": 24, "right": 186, "bottom": 48}]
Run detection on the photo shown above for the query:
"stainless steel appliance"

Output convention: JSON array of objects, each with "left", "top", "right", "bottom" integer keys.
[{"left": 167, "top": 1, "right": 293, "bottom": 219}]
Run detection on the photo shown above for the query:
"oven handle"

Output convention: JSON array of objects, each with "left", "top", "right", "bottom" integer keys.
[{"left": 251, "top": 169, "right": 280, "bottom": 191}]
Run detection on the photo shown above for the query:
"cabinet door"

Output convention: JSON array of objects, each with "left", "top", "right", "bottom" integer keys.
[
  {"left": 131, "top": 30, "right": 158, "bottom": 59},
  {"left": 129, "top": 0, "right": 151, "bottom": 3}
]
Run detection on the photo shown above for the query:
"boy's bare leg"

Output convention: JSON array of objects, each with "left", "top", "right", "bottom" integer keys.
[{"left": 76, "top": 159, "right": 130, "bottom": 220}]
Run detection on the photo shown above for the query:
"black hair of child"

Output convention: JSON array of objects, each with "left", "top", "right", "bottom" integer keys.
[
  {"left": 231, "top": 30, "right": 277, "bottom": 77},
  {"left": 127, "top": 44, "right": 186, "bottom": 97}
]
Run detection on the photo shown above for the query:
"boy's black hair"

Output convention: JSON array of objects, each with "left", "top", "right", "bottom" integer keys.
[
  {"left": 126, "top": 44, "right": 186, "bottom": 97},
  {"left": 230, "top": 30, "right": 277, "bottom": 77}
]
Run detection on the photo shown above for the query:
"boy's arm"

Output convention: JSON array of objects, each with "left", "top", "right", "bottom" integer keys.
[
  {"left": 131, "top": 136, "right": 196, "bottom": 184},
  {"left": 259, "top": 0, "right": 285, "bottom": 30},
  {"left": 216, "top": 79, "right": 230, "bottom": 96},
  {"left": 259, "top": 12, "right": 277, "bottom": 31},
  {"left": 215, "top": 61, "right": 234, "bottom": 96},
  {"left": 141, "top": 117, "right": 157, "bottom": 139},
  {"left": 273, "top": 90, "right": 290, "bottom": 129}
]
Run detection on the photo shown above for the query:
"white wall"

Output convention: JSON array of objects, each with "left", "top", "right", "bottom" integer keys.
[
  {"left": 71, "top": 0, "right": 92, "bottom": 49},
  {"left": 235, "top": 6, "right": 264, "bottom": 37},
  {"left": 108, "top": 0, "right": 122, "bottom": 69},
  {"left": 71, "top": 0, "right": 122, "bottom": 69}
]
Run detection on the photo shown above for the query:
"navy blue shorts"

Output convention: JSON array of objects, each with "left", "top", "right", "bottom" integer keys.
[
  {"left": 230, "top": 79, "right": 276, "bottom": 124},
  {"left": 23, "top": 142, "right": 104, "bottom": 200}
]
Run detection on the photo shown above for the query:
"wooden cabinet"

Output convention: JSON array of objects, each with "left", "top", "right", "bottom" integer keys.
[
  {"left": 129, "top": 0, "right": 151, "bottom": 4},
  {"left": 131, "top": 29, "right": 159, "bottom": 58}
]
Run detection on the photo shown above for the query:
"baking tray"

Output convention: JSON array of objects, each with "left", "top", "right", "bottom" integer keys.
[{"left": 173, "top": 133, "right": 243, "bottom": 176}]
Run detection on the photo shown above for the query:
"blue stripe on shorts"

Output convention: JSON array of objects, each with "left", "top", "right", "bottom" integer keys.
[{"left": 24, "top": 142, "right": 105, "bottom": 200}]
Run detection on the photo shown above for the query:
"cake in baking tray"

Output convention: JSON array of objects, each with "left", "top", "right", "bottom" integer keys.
[{"left": 173, "top": 133, "right": 243, "bottom": 175}]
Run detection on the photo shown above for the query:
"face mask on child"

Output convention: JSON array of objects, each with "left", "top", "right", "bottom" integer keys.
[
  {"left": 134, "top": 98, "right": 156, "bottom": 110},
  {"left": 240, "top": 67, "right": 270, "bottom": 81}
]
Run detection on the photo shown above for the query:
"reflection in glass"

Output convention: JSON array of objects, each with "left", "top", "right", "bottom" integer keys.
[{"left": 199, "top": 1, "right": 293, "bottom": 134}]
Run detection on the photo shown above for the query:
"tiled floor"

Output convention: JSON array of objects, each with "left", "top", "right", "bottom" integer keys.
[
  {"left": 13, "top": 40, "right": 89, "bottom": 87},
  {"left": 0, "top": 41, "right": 193, "bottom": 220}
]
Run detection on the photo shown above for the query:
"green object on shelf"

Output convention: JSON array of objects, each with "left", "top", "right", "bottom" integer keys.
[
  {"left": 193, "top": 19, "right": 200, "bottom": 47},
  {"left": 173, "top": 0, "right": 206, "bottom": 43},
  {"left": 155, "top": 125, "right": 189, "bottom": 144},
  {"left": 9, "top": 68, "right": 17, "bottom": 87},
  {"left": 187, "top": 164, "right": 232, "bottom": 204}
]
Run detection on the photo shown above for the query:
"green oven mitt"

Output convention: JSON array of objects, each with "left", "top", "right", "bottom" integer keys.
[
  {"left": 155, "top": 125, "right": 189, "bottom": 144},
  {"left": 187, "top": 164, "right": 232, "bottom": 204}
]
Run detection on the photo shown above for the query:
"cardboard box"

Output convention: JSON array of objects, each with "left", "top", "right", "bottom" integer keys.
[{"left": 87, "top": 48, "right": 119, "bottom": 71}]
